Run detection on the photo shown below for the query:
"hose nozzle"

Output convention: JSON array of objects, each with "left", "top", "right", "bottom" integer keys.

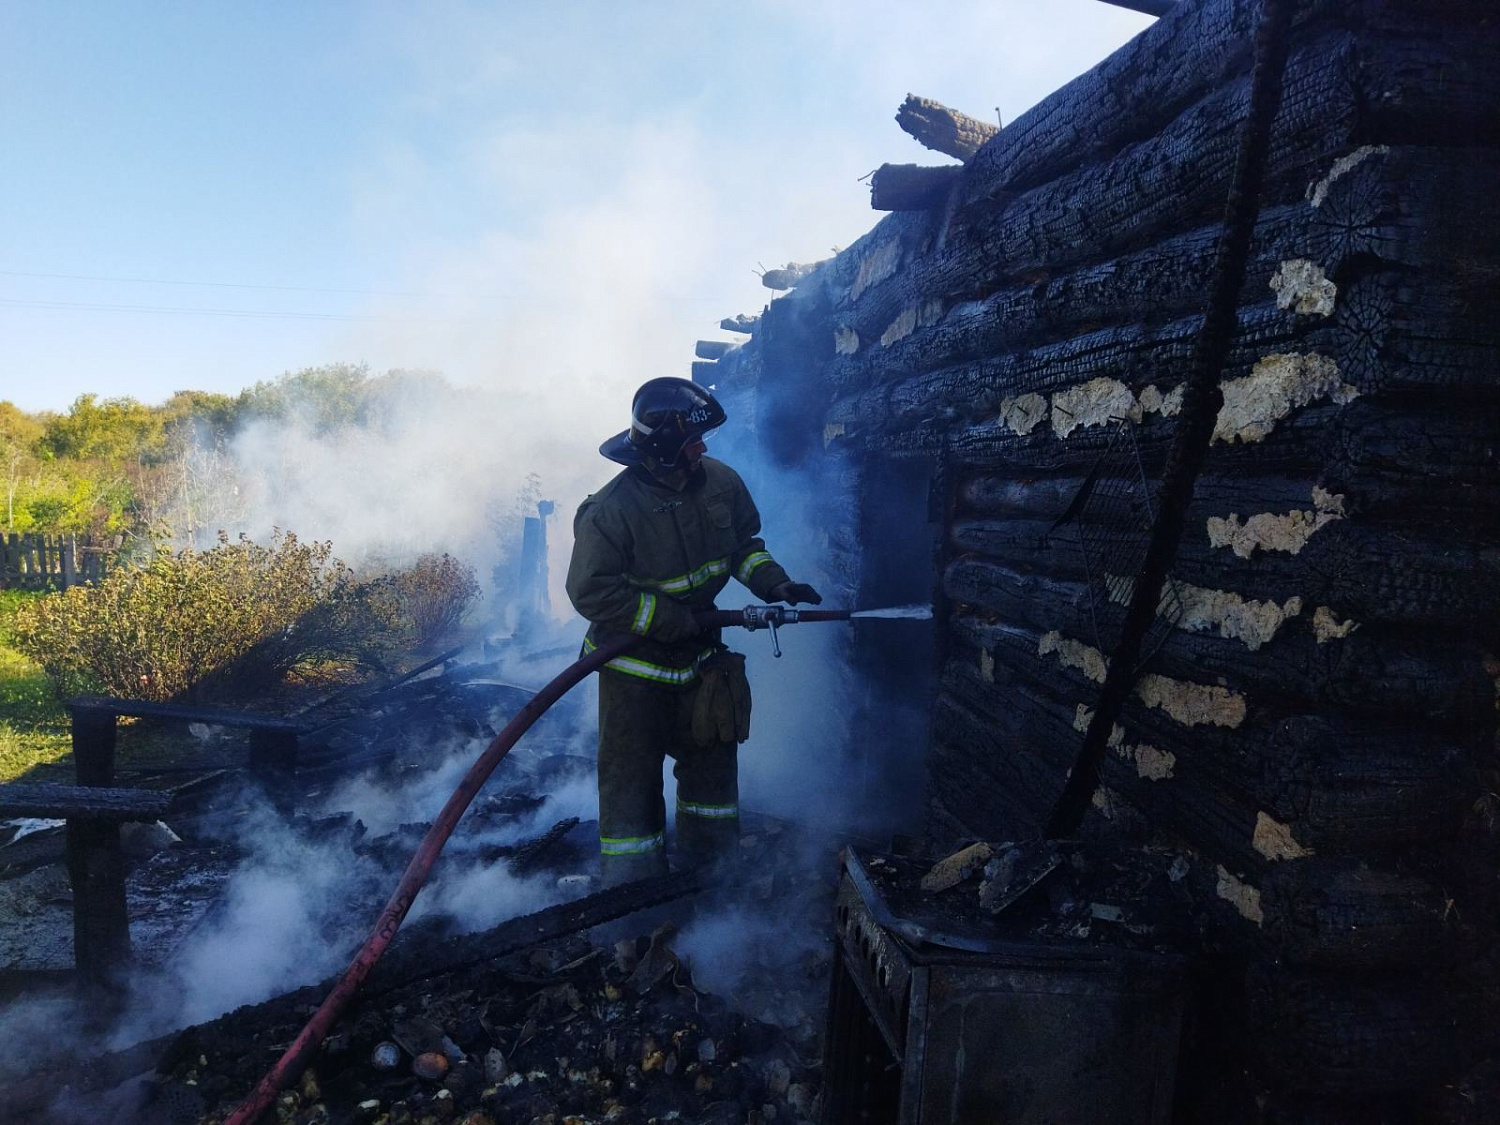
[
  {"left": 741, "top": 604, "right": 797, "bottom": 630},
  {"left": 693, "top": 605, "right": 853, "bottom": 658}
]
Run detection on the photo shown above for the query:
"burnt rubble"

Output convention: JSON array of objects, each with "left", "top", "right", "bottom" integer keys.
[
  {"left": 54, "top": 820, "right": 839, "bottom": 1125},
  {"left": 1, "top": 638, "right": 854, "bottom": 1125},
  {"left": 873, "top": 838, "right": 1204, "bottom": 956}
]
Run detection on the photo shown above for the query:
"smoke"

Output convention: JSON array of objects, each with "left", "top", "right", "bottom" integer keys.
[
  {"left": 675, "top": 905, "right": 820, "bottom": 1001},
  {"left": 0, "top": 714, "right": 606, "bottom": 1101}
]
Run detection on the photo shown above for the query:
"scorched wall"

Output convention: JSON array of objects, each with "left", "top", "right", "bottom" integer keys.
[{"left": 703, "top": 0, "right": 1499, "bottom": 1117}]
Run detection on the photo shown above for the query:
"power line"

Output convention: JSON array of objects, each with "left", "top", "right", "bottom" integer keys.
[
  {"left": 0, "top": 268, "right": 432, "bottom": 299},
  {"left": 0, "top": 267, "right": 730, "bottom": 303},
  {"left": 0, "top": 296, "right": 451, "bottom": 323}
]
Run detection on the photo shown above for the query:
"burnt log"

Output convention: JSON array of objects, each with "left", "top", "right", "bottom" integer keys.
[
  {"left": 1259, "top": 858, "right": 1450, "bottom": 971},
  {"left": 944, "top": 396, "right": 1500, "bottom": 534},
  {"left": 1245, "top": 962, "right": 1465, "bottom": 1095},
  {"left": 826, "top": 28, "right": 1364, "bottom": 329},
  {"left": 947, "top": 513, "right": 1500, "bottom": 636},
  {"left": 942, "top": 557, "right": 1495, "bottom": 728},
  {"left": 720, "top": 313, "right": 759, "bottom": 334},
  {"left": 761, "top": 260, "right": 828, "bottom": 291},
  {"left": 825, "top": 248, "right": 1500, "bottom": 413},
  {"left": 822, "top": 30, "right": 1500, "bottom": 358},
  {"left": 1096, "top": 0, "right": 1176, "bottom": 15},
  {"left": 936, "top": 642, "right": 1267, "bottom": 873},
  {"left": 894, "top": 95, "right": 1000, "bottom": 161},
  {"left": 694, "top": 340, "right": 733, "bottom": 360},
  {"left": 944, "top": 616, "right": 1468, "bottom": 862},
  {"left": 869, "top": 163, "right": 962, "bottom": 211},
  {"left": 964, "top": 1, "right": 1497, "bottom": 200}
]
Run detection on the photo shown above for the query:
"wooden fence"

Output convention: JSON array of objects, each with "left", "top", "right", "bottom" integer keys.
[{"left": 1, "top": 533, "right": 120, "bottom": 591}]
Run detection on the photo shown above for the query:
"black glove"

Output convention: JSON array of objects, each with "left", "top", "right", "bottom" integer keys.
[{"left": 772, "top": 581, "right": 823, "bottom": 606}]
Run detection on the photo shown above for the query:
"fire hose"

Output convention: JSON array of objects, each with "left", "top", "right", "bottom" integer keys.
[{"left": 225, "top": 604, "right": 852, "bottom": 1125}]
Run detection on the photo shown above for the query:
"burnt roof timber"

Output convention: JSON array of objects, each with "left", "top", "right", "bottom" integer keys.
[{"left": 1096, "top": 0, "right": 1175, "bottom": 15}]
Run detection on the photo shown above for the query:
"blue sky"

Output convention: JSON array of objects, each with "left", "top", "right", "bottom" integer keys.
[{"left": 0, "top": 1, "right": 1153, "bottom": 414}]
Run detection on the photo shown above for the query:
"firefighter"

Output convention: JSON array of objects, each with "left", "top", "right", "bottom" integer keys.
[{"left": 566, "top": 378, "right": 821, "bottom": 886}]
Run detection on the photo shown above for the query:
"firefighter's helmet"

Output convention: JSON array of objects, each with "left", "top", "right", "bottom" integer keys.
[{"left": 600, "top": 378, "right": 726, "bottom": 467}]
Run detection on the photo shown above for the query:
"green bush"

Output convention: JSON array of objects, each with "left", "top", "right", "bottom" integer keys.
[
  {"left": 12, "top": 532, "right": 353, "bottom": 700},
  {"left": 10, "top": 535, "right": 481, "bottom": 702},
  {"left": 371, "top": 552, "right": 482, "bottom": 648}
]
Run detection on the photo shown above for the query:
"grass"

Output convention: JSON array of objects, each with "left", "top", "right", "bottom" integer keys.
[{"left": 0, "top": 588, "right": 72, "bottom": 782}]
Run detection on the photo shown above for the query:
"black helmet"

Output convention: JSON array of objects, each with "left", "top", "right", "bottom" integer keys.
[{"left": 600, "top": 378, "right": 726, "bottom": 467}]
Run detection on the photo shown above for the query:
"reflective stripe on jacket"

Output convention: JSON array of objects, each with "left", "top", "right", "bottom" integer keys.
[{"left": 566, "top": 457, "right": 790, "bottom": 685}]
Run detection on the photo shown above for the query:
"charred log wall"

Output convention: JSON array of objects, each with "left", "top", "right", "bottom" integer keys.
[{"left": 706, "top": 0, "right": 1499, "bottom": 1115}]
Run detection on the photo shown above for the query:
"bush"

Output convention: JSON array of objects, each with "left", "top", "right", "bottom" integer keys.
[
  {"left": 11, "top": 535, "right": 482, "bottom": 702},
  {"left": 12, "top": 531, "right": 355, "bottom": 700},
  {"left": 370, "top": 552, "right": 481, "bottom": 649}
]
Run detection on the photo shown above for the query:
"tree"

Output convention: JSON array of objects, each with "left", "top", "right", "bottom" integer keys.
[
  {"left": 38, "top": 394, "right": 165, "bottom": 464},
  {"left": 236, "top": 363, "right": 375, "bottom": 433},
  {"left": 0, "top": 401, "right": 45, "bottom": 530}
]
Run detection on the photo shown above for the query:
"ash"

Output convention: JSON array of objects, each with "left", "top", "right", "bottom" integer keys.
[{"left": 168, "top": 820, "right": 835, "bottom": 1125}]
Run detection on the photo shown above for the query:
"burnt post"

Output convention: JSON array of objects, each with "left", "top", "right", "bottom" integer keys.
[
  {"left": 69, "top": 703, "right": 117, "bottom": 786},
  {"left": 516, "top": 499, "right": 555, "bottom": 636},
  {"left": 249, "top": 725, "right": 301, "bottom": 816},
  {"left": 63, "top": 701, "right": 127, "bottom": 985},
  {"left": 64, "top": 819, "right": 130, "bottom": 986}
]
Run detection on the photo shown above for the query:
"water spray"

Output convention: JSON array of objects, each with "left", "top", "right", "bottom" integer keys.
[{"left": 225, "top": 602, "right": 928, "bottom": 1124}]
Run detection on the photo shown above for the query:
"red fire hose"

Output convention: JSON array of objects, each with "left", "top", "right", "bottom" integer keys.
[
  {"left": 223, "top": 633, "right": 636, "bottom": 1125},
  {"left": 225, "top": 606, "right": 849, "bottom": 1124}
]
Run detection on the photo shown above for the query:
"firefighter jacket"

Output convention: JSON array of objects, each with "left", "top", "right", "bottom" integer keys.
[{"left": 566, "top": 457, "right": 790, "bottom": 686}]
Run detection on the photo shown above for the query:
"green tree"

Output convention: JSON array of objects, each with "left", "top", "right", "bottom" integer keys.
[
  {"left": 237, "top": 363, "right": 375, "bottom": 433},
  {"left": 0, "top": 402, "right": 45, "bottom": 530},
  {"left": 38, "top": 394, "right": 166, "bottom": 465}
]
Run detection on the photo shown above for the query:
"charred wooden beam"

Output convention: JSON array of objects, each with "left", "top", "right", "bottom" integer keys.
[
  {"left": 941, "top": 617, "right": 1467, "bottom": 862},
  {"left": 1095, "top": 0, "right": 1176, "bottom": 16},
  {"left": 894, "top": 95, "right": 999, "bottom": 161},
  {"left": 1259, "top": 859, "right": 1448, "bottom": 971},
  {"left": 760, "top": 260, "right": 828, "bottom": 290},
  {"left": 694, "top": 339, "right": 733, "bottom": 360},
  {"left": 0, "top": 781, "right": 171, "bottom": 821},
  {"left": 67, "top": 694, "right": 305, "bottom": 732},
  {"left": 70, "top": 707, "right": 117, "bottom": 786},
  {"left": 0, "top": 782, "right": 172, "bottom": 985},
  {"left": 1246, "top": 961, "right": 1461, "bottom": 1096},
  {"left": 720, "top": 313, "right": 759, "bottom": 334},
  {"left": 870, "top": 163, "right": 962, "bottom": 211},
  {"left": 821, "top": 35, "right": 1500, "bottom": 355},
  {"left": 69, "top": 694, "right": 305, "bottom": 782},
  {"left": 690, "top": 360, "right": 718, "bottom": 383}
]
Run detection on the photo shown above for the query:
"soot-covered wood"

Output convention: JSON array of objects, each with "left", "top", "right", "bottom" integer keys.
[{"left": 706, "top": 0, "right": 1500, "bottom": 1114}]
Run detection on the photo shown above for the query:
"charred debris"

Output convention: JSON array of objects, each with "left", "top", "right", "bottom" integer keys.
[{"left": 5, "top": 0, "right": 1500, "bottom": 1121}]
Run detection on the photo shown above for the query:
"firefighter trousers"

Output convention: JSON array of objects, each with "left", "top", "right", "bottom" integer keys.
[{"left": 596, "top": 669, "right": 739, "bottom": 887}]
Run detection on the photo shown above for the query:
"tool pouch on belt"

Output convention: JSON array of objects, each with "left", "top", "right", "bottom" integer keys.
[{"left": 692, "top": 650, "right": 751, "bottom": 746}]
